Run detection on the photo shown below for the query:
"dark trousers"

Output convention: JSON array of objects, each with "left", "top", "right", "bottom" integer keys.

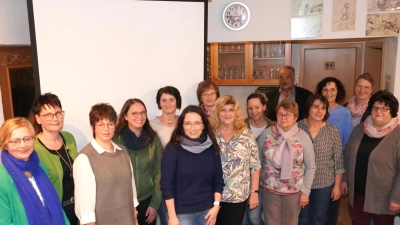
[
  {"left": 349, "top": 192, "right": 395, "bottom": 225},
  {"left": 324, "top": 197, "right": 340, "bottom": 225},
  {"left": 63, "top": 203, "right": 79, "bottom": 225},
  {"left": 216, "top": 200, "right": 247, "bottom": 225},
  {"left": 137, "top": 195, "right": 157, "bottom": 225}
]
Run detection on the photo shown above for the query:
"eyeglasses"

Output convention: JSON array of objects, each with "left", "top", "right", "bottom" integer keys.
[
  {"left": 7, "top": 136, "right": 34, "bottom": 147},
  {"left": 40, "top": 111, "right": 65, "bottom": 121},
  {"left": 276, "top": 113, "right": 294, "bottom": 119},
  {"left": 183, "top": 121, "right": 203, "bottom": 129},
  {"left": 322, "top": 88, "right": 337, "bottom": 93},
  {"left": 96, "top": 122, "right": 115, "bottom": 130},
  {"left": 130, "top": 111, "right": 146, "bottom": 117},
  {"left": 201, "top": 92, "right": 216, "bottom": 98},
  {"left": 372, "top": 106, "right": 390, "bottom": 112},
  {"left": 356, "top": 85, "right": 372, "bottom": 90}
]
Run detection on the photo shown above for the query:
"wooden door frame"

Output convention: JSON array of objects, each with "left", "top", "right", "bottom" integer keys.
[
  {"left": 0, "top": 46, "right": 33, "bottom": 120},
  {"left": 299, "top": 43, "right": 363, "bottom": 87},
  {"left": 364, "top": 42, "right": 385, "bottom": 90}
]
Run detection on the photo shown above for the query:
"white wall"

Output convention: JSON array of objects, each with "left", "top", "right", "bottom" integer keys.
[{"left": 208, "top": 0, "right": 372, "bottom": 42}]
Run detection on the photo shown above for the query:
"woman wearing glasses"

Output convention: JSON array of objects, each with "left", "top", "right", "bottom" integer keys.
[
  {"left": 73, "top": 103, "right": 139, "bottom": 225},
  {"left": 197, "top": 80, "right": 220, "bottom": 117},
  {"left": 209, "top": 95, "right": 261, "bottom": 225},
  {"left": 113, "top": 99, "right": 162, "bottom": 225},
  {"left": 0, "top": 117, "right": 70, "bottom": 225},
  {"left": 257, "top": 99, "right": 315, "bottom": 225},
  {"left": 342, "top": 91, "right": 400, "bottom": 225},
  {"left": 315, "top": 77, "right": 352, "bottom": 225},
  {"left": 161, "top": 105, "right": 224, "bottom": 225},
  {"left": 344, "top": 73, "right": 375, "bottom": 127},
  {"left": 30, "top": 93, "right": 79, "bottom": 224}
]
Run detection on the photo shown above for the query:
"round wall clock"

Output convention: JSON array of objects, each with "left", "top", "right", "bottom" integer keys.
[{"left": 222, "top": 2, "right": 251, "bottom": 31}]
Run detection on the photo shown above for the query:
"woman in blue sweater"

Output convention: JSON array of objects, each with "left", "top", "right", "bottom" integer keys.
[{"left": 161, "top": 105, "right": 224, "bottom": 225}]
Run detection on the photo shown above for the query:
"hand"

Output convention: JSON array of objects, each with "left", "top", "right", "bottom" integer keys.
[
  {"left": 145, "top": 207, "right": 158, "bottom": 224},
  {"left": 299, "top": 193, "right": 309, "bottom": 209},
  {"left": 248, "top": 193, "right": 259, "bottom": 210},
  {"left": 331, "top": 185, "right": 341, "bottom": 201},
  {"left": 168, "top": 215, "right": 180, "bottom": 225},
  {"left": 341, "top": 182, "right": 348, "bottom": 195},
  {"left": 205, "top": 205, "right": 220, "bottom": 225},
  {"left": 389, "top": 202, "right": 400, "bottom": 212}
]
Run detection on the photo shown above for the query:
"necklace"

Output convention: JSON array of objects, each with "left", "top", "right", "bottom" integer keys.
[
  {"left": 23, "top": 170, "right": 32, "bottom": 178},
  {"left": 160, "top": 116, "right": 176, "bottom": 126},
  {"left": 54, "top": 141, "right": 74, "bottom": 178}
]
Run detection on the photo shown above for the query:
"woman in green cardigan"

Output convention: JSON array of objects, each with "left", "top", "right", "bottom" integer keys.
[
  {"left": 113, "top": 98, "right": 163, "bottom": 225},
  {"left": 30, "top": 93, "right": 78, "bottom": 225}
]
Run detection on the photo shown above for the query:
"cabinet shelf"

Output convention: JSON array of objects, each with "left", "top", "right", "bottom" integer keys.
[{"left": 209, "top": 41, "right": 291, "bottom": 86}]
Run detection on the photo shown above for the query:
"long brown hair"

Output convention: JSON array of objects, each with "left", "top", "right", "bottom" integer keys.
[{"left": 115, "top": 98, "right": 156, "bottom": 141}]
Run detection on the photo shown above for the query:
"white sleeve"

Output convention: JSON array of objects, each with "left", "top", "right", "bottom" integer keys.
[
  {"left": 73, "top": 154, "right": 96, "bottom": 224},
  {"left": 130, "top": 160, "right": 139, "bottom": 207}
]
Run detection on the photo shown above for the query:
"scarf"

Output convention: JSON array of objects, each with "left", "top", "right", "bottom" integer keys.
[
  {"left": 122, "top": 127, "right": 151, "bottom": 151},
  {"left": 270, "top": 123, "right": 300, "bottom": 181},
  {"left": 347, "top": 96, "right": 369, "bottom": 117},
  {"left": 364, "top": 115, "right": 399, "bottom": 138},
  {"left": 1, "top": 151, "right": 65, "bottom": 225},
  {"left": 200, "top": 104, "right": 211, "bottom": 118},
  {"left": 180, "top": 131, "right": 212, "bottom": 154}
]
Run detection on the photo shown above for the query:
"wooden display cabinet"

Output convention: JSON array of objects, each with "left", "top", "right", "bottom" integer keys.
[{"left": 209, "top": 41, "right": 291, "bottom": 86}]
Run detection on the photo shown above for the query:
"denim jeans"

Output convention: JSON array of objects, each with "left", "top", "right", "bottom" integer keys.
[
  {"left": 177, "top": 208, "right": 210, "bottom": 225},
  {"left": 298, "top": 184, "right": 334, "bottom": 225},
  {"left": 242, "top": 190, "right": 264, "bottom": 225},
  {"left": 159, "top": 199, "right": 168, "bottom": 225}
]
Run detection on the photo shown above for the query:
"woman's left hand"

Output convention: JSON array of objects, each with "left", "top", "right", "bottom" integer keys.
[
  {"left": 331, "top": 185, "right": 341, "bottom": 201},
  {"left": 299, "top": 193, "right": 309, "bottom": 209},
  {"left": 204, "top": 205, "right": 220, "bottom": 225},
  {"left": 389, "top": 202, "right": 400, "bottom": 212},
  {"left": 145, "top": 207, "right": 158, "bottom": 223},
  {"left": 248, "top": 193, "right": 259, "bottom": 210}
]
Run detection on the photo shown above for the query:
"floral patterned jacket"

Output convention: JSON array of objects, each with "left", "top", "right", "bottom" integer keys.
[
  {"left": 257, "top": 125, "right": 316, "bottom": 196},
  {"left": 215, "top": 128, "right": 261, "bottom": 203}
]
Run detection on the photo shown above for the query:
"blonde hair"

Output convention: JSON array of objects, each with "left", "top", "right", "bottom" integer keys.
[
  {"left": 0, "top": 117, "right": 35, "bottom": 151},
  {"left": 209, "top": 95, "right": 247, "bottom": 133}
]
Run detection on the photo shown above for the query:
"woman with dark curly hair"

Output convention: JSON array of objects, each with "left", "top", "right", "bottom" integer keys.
[
  {"left": 342, "top": 91, "right": 400, "bottom": 225},
  {"left": 315, "top": 77, "right": 352, "bottom": 225}
]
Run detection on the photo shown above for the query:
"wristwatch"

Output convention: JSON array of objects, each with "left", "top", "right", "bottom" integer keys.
[
  {"left": 250, "top": 190, "right": 259, "bottom": 193},
  {"left": 213, "top": 201, "right": 220, "bottom": 206}
]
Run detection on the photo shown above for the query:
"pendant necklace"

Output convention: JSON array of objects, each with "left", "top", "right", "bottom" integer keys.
[{"left": 54, "top": 141, "right": 74, "bottom": 178}]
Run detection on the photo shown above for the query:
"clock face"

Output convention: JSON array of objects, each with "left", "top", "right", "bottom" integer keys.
[{"left": 222, "top": 2, "right": 251, "bottom": 31}]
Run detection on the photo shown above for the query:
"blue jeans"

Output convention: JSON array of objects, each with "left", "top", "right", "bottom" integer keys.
[
  {"left": 159, "top": 199, "right": 168, "bottom": 225},
  {"left": 177, "top": 208, "right": 210, "bottom": 225},
  {"left": 298, "top": 184, "right": 334, "bottom": 225},
  {"left": 242, "top": 190, "right": 264, "bottom": 225}
]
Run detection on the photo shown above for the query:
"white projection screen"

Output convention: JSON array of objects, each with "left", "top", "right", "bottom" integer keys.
[{"left": 28, "top": 0, "right": 207, "bottom": 149}]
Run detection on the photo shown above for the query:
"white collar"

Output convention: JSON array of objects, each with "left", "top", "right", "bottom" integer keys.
[{"left": 91, "top": 139, "right": 122, "bottom": 154}]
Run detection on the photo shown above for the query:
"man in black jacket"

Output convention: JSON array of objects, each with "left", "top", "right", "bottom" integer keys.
[{"left": 265, "top": 65, "right": 312, "bottom": 121}]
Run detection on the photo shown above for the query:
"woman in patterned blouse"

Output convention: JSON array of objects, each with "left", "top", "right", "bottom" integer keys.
[
  {"left": 257, "top": 99, "right": 316, "bottom": 225},
  {"left": 209, "top": 95, "right": 261, "bottom": 225},
  {"left": 297, "top": 94, "right": 344, "bottom": 225}
]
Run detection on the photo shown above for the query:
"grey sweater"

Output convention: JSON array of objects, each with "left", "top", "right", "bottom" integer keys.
[{"left": 343, "top": 124, "right": 400, "bottom": 215}]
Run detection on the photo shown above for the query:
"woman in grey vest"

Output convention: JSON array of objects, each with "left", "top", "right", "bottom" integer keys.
[{"left": 73, "top": 103, "right": 139, "bottom": 225}]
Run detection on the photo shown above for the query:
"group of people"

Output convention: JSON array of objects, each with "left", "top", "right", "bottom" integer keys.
[{"left": 0, "top": 65, "right": 399, "bottom": 225}]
